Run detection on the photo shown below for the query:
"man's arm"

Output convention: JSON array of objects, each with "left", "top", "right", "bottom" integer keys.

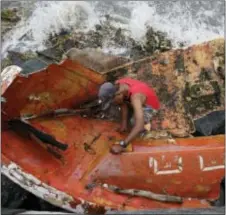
[
  {"left": 124, "top": 94, "right": 144, "bottom": 145},
  {"left": 120, "top": 103, "right": 128, "bottom": 131}
]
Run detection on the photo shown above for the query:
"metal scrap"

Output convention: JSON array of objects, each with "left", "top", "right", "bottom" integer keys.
[{"left": 84, "top": 134, "right": 101, "bottom": 155}]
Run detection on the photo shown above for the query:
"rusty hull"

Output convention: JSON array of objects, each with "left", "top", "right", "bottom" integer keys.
[
  {"left": 1, "top": 115, "right": 225, "bottom": 212},
  {"left": 2, "top": 38, "right": 225, "bottom": 135},
  {"left": 105, "top": 38, "right": 225, "bottom": 137},
  {"left": 1, "top": 38, "right": 225, "bottom": 212},
  {"left": 1, "top": 60, "right": 105, "bottom": 119}
]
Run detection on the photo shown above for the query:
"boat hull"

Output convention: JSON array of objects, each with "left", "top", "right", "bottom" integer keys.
[
  {"left": 1, "top": 39, "right": 225, "bottom": 213},
  {"left": 2, "top": 115, "right": 224, "bottom": 212}
]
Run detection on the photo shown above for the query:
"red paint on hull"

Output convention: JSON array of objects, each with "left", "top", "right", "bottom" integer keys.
[{"left": 1, "top": 57, "right": 225, "bottom": 211}]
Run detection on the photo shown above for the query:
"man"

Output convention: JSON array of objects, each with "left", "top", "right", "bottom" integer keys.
[{"left": 98, "top": 77, "right": 160, "bottom": 154}]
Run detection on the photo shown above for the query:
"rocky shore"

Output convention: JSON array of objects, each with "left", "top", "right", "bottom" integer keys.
[{"left": 1, "top": 1, "right": 173, "bottom": 69}]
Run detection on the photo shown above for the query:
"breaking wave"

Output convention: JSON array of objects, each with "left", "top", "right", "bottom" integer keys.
[{"left": 1, "top": 0, "right": 224, "bottom": 57}]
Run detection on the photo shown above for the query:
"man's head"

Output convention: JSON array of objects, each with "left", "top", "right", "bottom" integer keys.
[
  {"left": 98, "top": 82, "right": 127, "bottom": 110},
  {"left": 98, "top": 82, "right": 117, "bottom": 110}
]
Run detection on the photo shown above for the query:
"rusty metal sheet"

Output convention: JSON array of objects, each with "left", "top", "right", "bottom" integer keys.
[
  {"left": 2, "top": 39, "right": 224, "bottom": 135},
  {"left": 1, "top": 114, "right": 224, "bottom": 211},
  {"left": 108, "top": 38, "right": 225, "bottom": 136},
  {"left": 1, "top": 65, "right": 22, "bottom": 94},
  {"left": 1, "top": 39, "right": 225, "bottom": 212},
  {"left": 1, "top": 59, "right": 105, "bottom": 119}
]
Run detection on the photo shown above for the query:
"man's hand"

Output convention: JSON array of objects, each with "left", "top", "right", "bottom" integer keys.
[
  {"left": 116, "top": 125, "right": 128, "bottom": 133},
  {"left": 110, "top": 144, "right": 126, "bottom": 154}
]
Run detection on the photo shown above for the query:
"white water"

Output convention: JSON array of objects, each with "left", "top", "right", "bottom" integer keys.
[{"left": 1, "top": 0, "right": 224, "bottom": 58}]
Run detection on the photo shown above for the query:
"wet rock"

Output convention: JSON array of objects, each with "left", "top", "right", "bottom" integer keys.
[
  {"left": 6, "top": 51, "right": 37, "bottom": 67},
  {"left": 95, "top": 24, "right": 102, "bottom": 31},
  {"left": 37, "top": 47, "right": 63, "bottom": 62},
  {"left": 64, "top": 47, "right": 129, "bottom": 73},
  {"left": 1, "top": 21, "right": 15, "bottom": 37},
  {"left": 145, "top": 27, "right": 172, "bottom": 54},
  {"left": 130, "top": 43, "right": 146, "bottom": 60},
  {"left": 1, "top": 8, "right": 21, "bottom": 22},
  {"left": 1, "top": 174, "right": 67, "bottom": 212},
  {"left": 1, "top": 57, "right": 13, "bottom": 70},
  {"left": 1, "top": 174, "right": 29, "bottom": 209},
  {"left": 20, "top": 193, "right": 66, "bottom": 212},
  {"left": 46, "top": 31, "right": 75, "bottom": 59},
  {"left": 20, "top": 58, "right": 53, "bottom": 75},
  {"left": 1, "top": 7, "right": 22, "bottom": 39},
  {"left": 113, "top": 28, "right": 127, "bottom": 46},
  {"left": 43, "top": 14, "right": 172, "bottom": 63}
]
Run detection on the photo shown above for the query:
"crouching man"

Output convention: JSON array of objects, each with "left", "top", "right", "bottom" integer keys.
[{"left": 98, "top": 77, "right": 160, "bottom": 154}]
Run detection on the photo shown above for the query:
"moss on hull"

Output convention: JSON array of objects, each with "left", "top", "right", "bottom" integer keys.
[
  {"left": 64, "top": 38, "right": 224, "bottom": 137},
  {"left": 109, "top": 38, "right": 225, "bottom": 136}
]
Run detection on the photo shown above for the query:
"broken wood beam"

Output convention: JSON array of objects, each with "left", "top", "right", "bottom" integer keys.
[
  {"left": 8, "top": 119, "right": 68, "bottom": 151},
  {"left": 21, "top": 108, "right": 94, "bottom": 121},
  {"left": 103, "top": 56, "right": 153, "bottom": 74},
  {"left": 102, "top": 184, "right": 183, "bottom": 204}
]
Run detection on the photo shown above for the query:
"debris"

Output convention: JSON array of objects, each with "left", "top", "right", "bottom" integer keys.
[
  {"left": 102, "top": 184, "right": 183, "bottom": 204},
  {"left": 8, "top": 119, "right": 68, "bottom": 151},
  {"left": 1, "top": 38, "right": 224, "bottom": 212},
  {"left": 84, "top": 143, "right": 96, "bottom": 155},
  {"left": 193, "top": 110, "right": 225, "bottom": 136},
  {"left": 143, "top": 130, "right": 171, "bottom": 140},
  {"left": 21, "top": 108, "right": 94, "bottom": 120},
  {"left": 84, "top": 134, "right": 101, "bottom": 155},
  {"left": 167, "top": 138, "right": 177, "bottom": 145}
]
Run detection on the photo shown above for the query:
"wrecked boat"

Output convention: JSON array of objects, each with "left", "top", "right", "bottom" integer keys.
[{"left": 1, "top": 38, "right": 225, "bottom": 213}]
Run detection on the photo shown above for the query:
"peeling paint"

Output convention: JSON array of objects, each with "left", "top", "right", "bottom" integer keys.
[
  {"left": 1, "top": 39, "right": 225, "bottom": 212},
  {"left": 1, "top": 162, "right": 109, "bottom": 214},
  {"left": 1, "top": 65, "right": 22, "bottom": 93},
  {"left": 1, "top": 65, "right": 22, "bottom": 82},
  {"left": 28, "top": 94, "right": 41, "bottom": 101},
  {"left": 1, "top": 97, "right": 7, "bottom": 103}
]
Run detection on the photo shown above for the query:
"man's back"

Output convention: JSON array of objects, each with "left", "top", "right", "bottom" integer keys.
[{"left": 116, "top": 78, "right": 160, "bottom": 110}]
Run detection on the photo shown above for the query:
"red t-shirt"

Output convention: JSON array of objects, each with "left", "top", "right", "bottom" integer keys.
[{"left": 116, "top": 78, "right": 160, "bottom": 110}]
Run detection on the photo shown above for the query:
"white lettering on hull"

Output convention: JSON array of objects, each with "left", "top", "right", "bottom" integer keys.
[
  {"left": 199, "top": 156, "right": 225, "bottom": 172},
  {"left": 149, "top": 155, "right": 225, "bottom": 175},
  {"left": 149, "top": 157, "right": 183, "bottom": 175}
]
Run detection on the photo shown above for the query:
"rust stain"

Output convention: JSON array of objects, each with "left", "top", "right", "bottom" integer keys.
[
  {"left": 1, "top": 39, "right": 225, "bottom": 211},
  {"left": 171, "top": 179, "right": 182, "bottom": 185},
  {"left": 93, "top": 197, "right": 114, "bottom": 207},
  {"left": 196, "top": 185, "right": 211, "bottom": 193},
  {"left": 146, "top": 179, "right": 153, "bottom": 184},
  {"left": 2, "top": 60, "right": 104, "bottom": 119}
]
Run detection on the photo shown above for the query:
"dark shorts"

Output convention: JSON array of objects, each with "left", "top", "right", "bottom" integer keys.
[{"left": 129, "top": 105, "right": 157, "bottom": 127}]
